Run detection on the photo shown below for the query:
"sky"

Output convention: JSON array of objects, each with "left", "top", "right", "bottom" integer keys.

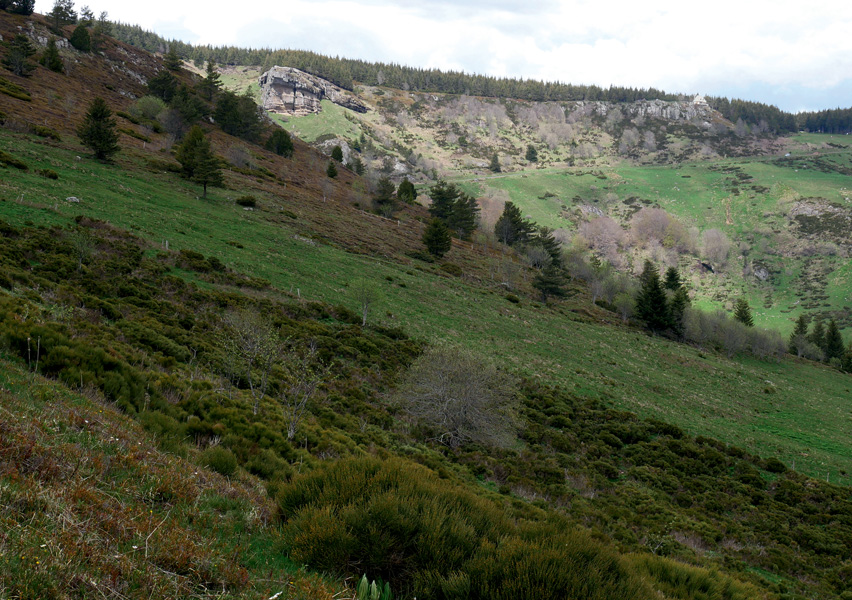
[{"left": 36, "top": 0, "right": 852, "bottom": 113}]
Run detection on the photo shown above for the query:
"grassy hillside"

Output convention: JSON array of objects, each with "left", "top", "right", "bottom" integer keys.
[
  {"left": 221, "top": 67, "right": 852, "bottom": 337},
  {"left": 3, "top": 9, "right": 852, "bottom": 599}
]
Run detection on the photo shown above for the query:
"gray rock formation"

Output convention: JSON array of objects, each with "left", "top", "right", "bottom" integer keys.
[{"left": 258, "top": 66, "right": 367, "bottom": 116}]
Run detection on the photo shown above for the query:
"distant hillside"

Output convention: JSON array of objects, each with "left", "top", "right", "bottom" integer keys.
[{"left": 109, "top": 22, "right": 852, "bottom": 135}]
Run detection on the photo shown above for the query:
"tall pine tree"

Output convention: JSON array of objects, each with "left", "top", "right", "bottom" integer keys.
[
  {"left": 635, "top": 260, "right": 670, "bottom": 333},
  {"left": 733, "top": 299, "right": 754, "bottom": 327},
  {"left": 77, "top": 97, "right": 119, "bottom": 160}
]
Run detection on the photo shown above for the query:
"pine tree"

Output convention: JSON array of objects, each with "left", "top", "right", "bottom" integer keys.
[
  {"left": 69, "top": 25, "right": 92, "bottom": 52},
  {"left": 809, "top": 319, "right": 826, "bottom": 353},
  {"left": 40, "top": 38, "right": 64, "bottom": 73},
  {"left": 48, "top": 0, "right": 76, "bottom": 31},
  {"left": 331, "top": 145, "right": 343, "bottom": 162},
  {"left": 397, "top": 178, "right": 417, "bottom": 204},
  {"left": 824, "top": 319, "right": 845, "bottom": 361},
  {"left": 422, "top": 218, "right": 452, "bottom": 258},
  {"left": 164, "top": 46, "right": 181, "bottom": 71},
  {"left": 669, "top": 287, "right": 690, "bottom": 338},
  {"left": 197, "top": 60, "right": 222, "bottom": 100},
  {"left": 447, "top": 192, "right": 479, "bottom": 240},
  {"left": 532, "top": 264, "right": 567, "bottom": 302},
  {"left": 525, "top": 144, "right": 538, "bottom": 162},
  {"left": 175, "top": 126, "right": 222, "bottom": 198},
  {"left": 373, "top": 177, "right": 395, "bottom": 208},
  {"left": 3, "top": 34, "right": 37, "bottom": 77},
  {"left": 635, "top": 260, "right": 669, "bottom": 333},
  {"left": 77, "top": 97, "right": 119, "bottom": 160},
  {"left": 489, "top": 152, "right": 501, "bottom": 173},
  {"left": 788, "top": 314, "right": 809, "bottom": 355},
  {"left": 532, "top": 226, "right": 562, "bottom": 267},
  {"left": 266, "top": 129, "right": 294, "bottom": 157},
  {"left": 326, "top": 160, "right": 338, "bottom": 178},
  {"left": 8, "top": 0, "right": 36, "bottom": 15},
  {"left": 663, "top": 266, "right": 683, "bottom": 291},
  {"left": 733, "top": 298, "right": 754, "bottom": 327},
  {"left": 428, "top": 180, "right": 460, "bottom": 221},
  {"left": 494, "top": 201, "right": 533, "bottom": 246}
]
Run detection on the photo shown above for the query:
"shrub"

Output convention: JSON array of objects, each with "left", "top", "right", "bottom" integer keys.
[
  {"left": 31, "top": 124, "right": 61, "bottom": 140},
  {"left": 235, "top": 195, "right": 256, "bottom": 207},
  {"left": 36, "top": 168, "right": 59, "bottom": 179},
  {"left": 439, "top": 262, "right": 462, "bottom": 276},
  {"left": 201, "top": 446, "right": 238, "bottom": 477},
  {"left": 0, "top": 150, "right": 27, "bottom": 170},
  {"left": 69, "top": 25, "right": 92, "bottom": 52},
  {"left": 277, "top": 457, "right": 648, "bottom": 599},
  {"left": 0, "top": 76, "right": 32, "bottom": 101}
]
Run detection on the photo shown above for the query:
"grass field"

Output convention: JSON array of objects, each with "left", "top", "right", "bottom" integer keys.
[{"left": 2, "top": 129, "right": 851, "bottom": 486}]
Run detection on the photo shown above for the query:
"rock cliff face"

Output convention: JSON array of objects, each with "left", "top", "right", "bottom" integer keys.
[{"left": 258, "top": 66, "right": 367, "bottom": 116}]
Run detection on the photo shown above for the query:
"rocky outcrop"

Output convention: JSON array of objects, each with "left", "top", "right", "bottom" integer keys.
[{"left": 258, "top": 66, "right": 367, "bottom": 116}]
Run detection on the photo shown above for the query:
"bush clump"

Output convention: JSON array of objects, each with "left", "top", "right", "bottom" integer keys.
[
  {"left": 37, "top": 168, "right": 59, "bottom": 179},
  {"left": 201, "top": 446, "right": 238, "bottom": 477},
  {"left": 277, "top": 457, "right": 649, "bottom": 600},
  {"left": 235, "top": 195, "right": 256, "bottom": 208}
]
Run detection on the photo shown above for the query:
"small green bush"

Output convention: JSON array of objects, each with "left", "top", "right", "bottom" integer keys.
[
  {"left": 235, "top": 195, "right": 256, "bottom": 207},
  {"left": 505, "top": 293, "right": 520, "bottom": 304},
  {"left": 0, "top": 151, "right": 28, "bottom": 170},
  {"left": 202, "top": 446, "right": 238, "bottom": 477},
  {"left": 31, "top": 124, "right": 61, "bottom": 140},
  {"left": 119, "top": 127, "right": 150, "bottom": 142},
  {"left": 36, "top": 168, "right": 59, "bottom": 179},
  {"left": 439, "top": 263, "right": 462, "bottom": 276},
  {"left": 0, "top": 77, "right": 32, "bottom": 101}
]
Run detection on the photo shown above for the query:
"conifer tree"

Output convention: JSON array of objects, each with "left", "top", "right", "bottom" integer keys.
[
  {"left": 824, "top": 319, "right": 845, "bottom": 361},
  {"left": 788, "top": 314, "right": 809, "bottom": 355},
  {"left": 447, "top": 192, "right": 479, "bottom": 240},
  {"left": 525, "top": 144, "right": 538, "bottom": 162},
  {"left": 489, "top": 152, "right": 501, "bottom": 173},
  {"left": 77, "top": 97, "right": 119, "bottom": 160},
  {"left": 809, "top": 319, "right": 825, "bottom": 353},
  {"left": 428, "top": 180, "right": 459, "bottom": 221},
  {"left": 397, "top": 178, "right": 417, "bottom": 204},
  {"left": 331, "top": 145, "right": 344, "bottom": 162},
  {"left": 422, "top": 218, "right": 452, "bottom": 258},
  {"left": 532, "top": 226, "right": 562, "bottom": 267},
  {"left": 175, "top": 125, "right": 222, "bottom": 198},
  {"left": 48, "top": 0, "right": 76, "bottom": 31},
  {"left": 663, "top": 266, "right": 683, "bottom": 291},
  {"left": 266, "top": 129, "right": 294, "bottom": 157},
  {"left": 197, "top": 60, "right": 222, "bottom": 100},
  {"left": 733, "top": 298, "right": 754, "bottom": 327},
  {"left": 164, "top": 46, "right": 181, "bottom": 71},
  {"left": 3, "top": 34, "right": 37, "bottom": 77},
  {"left": 40, "top": 38, "right": 64, "bottom": 73},
  {"left": 494, "top": 201, "right": 533, "bottom": 246},
  {"left": 532, "top": 263, "right": 567, "bottom": 302},
  {"left": 69, "top": 25, "right": 92, "bottom": 52},
  {"left": 635, "top": 260, "right": 669, "bottom": 333},
  {"left": 326, "top": 160, "right": 338, "bottom": 178}
]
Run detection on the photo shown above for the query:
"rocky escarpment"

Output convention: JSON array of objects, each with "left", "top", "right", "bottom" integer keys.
[{"left": 259, "top": 66, "right": 367, "bottom": 116}]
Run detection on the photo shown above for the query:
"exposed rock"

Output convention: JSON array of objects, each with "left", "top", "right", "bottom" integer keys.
[
  {"left": 258, "top": 66, "right": 367, "bottom": 116},
  {"left": 66, "top": 197, "right": 80, "bottom": 203},
  {"left": 567, "top": 99, "right": 718, "bottom": 123},
  {"left": 753, "top": 264, "right": 770, "bottom": 281}
]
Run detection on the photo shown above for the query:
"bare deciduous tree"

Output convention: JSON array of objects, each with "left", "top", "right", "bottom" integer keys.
[
  {"left": 351, "top": 278, "right": 380, "bottom": 327},
  {"left": 221, "top": 309, "right": 285, "bottom": 414},
  {"left": 701, "top": 228, "right": 732, "bottom": 266},
  {"left": 280, "top": 341, "right": 332, "bottom": 440},
  {"left": 396, "top": 346, "right": 518, "bottom": 449}
]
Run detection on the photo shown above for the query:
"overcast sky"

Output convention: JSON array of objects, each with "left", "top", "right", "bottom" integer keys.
[{"left": 36, "top": 0, "right": 852, "bottom": 112}]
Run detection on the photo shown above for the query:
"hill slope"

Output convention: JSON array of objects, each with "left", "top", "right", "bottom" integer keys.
[{"left": 2, "top": 9, "right": 852, "bottom": 600}]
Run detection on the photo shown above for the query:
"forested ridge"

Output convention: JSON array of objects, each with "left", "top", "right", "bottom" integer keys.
[{"left": 110, "top": 22, "right": 852, "bottom": 135}]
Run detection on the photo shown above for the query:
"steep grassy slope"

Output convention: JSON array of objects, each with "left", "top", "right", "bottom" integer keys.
[{"left": 0, "top": 355, "right": 344, "bottom": 600}]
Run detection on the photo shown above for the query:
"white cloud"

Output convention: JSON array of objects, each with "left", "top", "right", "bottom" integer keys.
[{"left": 33, "top": 0, "right": 852, "bottom": 111}]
